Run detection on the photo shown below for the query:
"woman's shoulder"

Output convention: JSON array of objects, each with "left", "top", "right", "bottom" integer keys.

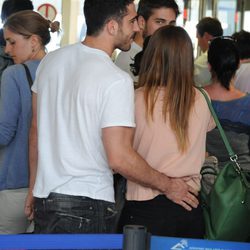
[
  {"left": 194, "top": 87, "right": 211, "bottom": 104},
  {"left": 24, "top": 59, "right": 41, "bottom": 67},
  {"left": 2, "top": 63, "right": 23, "bottom": 78},
  {"left": 232, "top": 94, "right": 250, "bottom": 109},
  {"left": 3, "top": 60, "right": 40, "bottom": 78},
  {"left": 1, "top": 65, "right": 24, "bottom": 89},
  {"left": 212, "top": 93, "right": 250, "bottom": 105},
  {"left": 242, "top": 93, "right": 250, "bottom": 101},
  {"left": 212, "top": 94, "right": 250, "bottom": 126},
  {"left": 23, "top": 60, "right": 41, "bottom": 74},
  {"left": 135, "top": 87, "right": 144, "bottom": 97}
]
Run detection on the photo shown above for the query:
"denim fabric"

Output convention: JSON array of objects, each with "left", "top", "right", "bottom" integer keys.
[
  {"left": 0, "top": 61, "right": 40, "bottom": 191},
  {"left": 0, "top": 46, "right": 13, "bottom": 84},
  {"left": 34, "top": 193, "right": 117, "bottom": 234}
]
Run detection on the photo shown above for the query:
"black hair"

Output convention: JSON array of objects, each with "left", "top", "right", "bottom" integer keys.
[
  {"left": 232, "top": 30, "right": 250, "bottom": 60},
  {"left": 1, "top": 0, "right": 33, "bottom": 22},
  {"left": 0, "top": 0, "right": 33, "bottom": 46},
  {"left": 208, "top": 38, "right": 239, "bottom": 90},
  {"left": 84, "top": 0, "right": 134, "bottom": 36},
  {"left": 196, "top": 17, "right": 223, "bottom": 37},
  {"left": 137, "top": 0, "right": 180, "bottom": 21},
  {"left": 130, "top": 35, "right": 151, "bottom": 76}
]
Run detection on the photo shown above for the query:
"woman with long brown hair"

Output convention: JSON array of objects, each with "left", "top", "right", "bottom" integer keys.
[{"left": 119, "top": 25, "right": 215, "bottom": 238}]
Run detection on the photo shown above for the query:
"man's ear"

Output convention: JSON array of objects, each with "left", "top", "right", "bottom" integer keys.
[
  {"left": 137, "top": 16, "right": 146, "bottom": 31},
  {"left": 106, "top": 19, "right": 119, "bottom": 36}
]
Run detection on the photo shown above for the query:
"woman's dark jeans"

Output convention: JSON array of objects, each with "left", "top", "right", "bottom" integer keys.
[{"left": 118, "top": 195, "right": 205, "bottom": 238}]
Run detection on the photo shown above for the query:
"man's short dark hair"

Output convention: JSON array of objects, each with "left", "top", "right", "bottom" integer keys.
[
  {"left": 137, "top": 0, "right": 180, "bottom": 21},
  {"left": 232, "top": 30, "right": 250, "bottom": 60},
  {"left": 84, "top": 0, "right": 134, "bottom": 36},
  {"left": 196, "top": 17, "right": 223, "bottom": 37},
  {"left": 0, "top": 0, "right": 33, "bottom": 46},
  {"left": 1, "top": 0, "right": 33, "bottom": 23}
]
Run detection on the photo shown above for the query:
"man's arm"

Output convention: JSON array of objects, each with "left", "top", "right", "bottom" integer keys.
[
  {"left": 24, "top": 93, "right": 38, "bottom": 220},
  {"left": 194, "top": 54, "right": 212, "bottom": 87},
  {"left": 102, "top": 126, "right": 199, "bottom": 211}
]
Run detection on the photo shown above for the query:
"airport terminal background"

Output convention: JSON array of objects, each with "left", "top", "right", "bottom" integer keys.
[{"left": 1, "top": 0, "right": 250, "bottom": 56}]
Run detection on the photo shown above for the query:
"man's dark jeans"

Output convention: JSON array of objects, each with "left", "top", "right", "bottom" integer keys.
[{"left": 34, "top": 192, "right": 117, "bottom": 233}]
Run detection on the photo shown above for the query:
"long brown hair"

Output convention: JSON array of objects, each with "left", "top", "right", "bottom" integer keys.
[{"left": 138, "top": 25, "right": 195, "bottom": 152}]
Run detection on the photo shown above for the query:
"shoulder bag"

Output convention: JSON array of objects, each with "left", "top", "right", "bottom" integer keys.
[
  {"left": 198, "top": 87, "right": 250, "bottom": 242},
  {"left": 22, "top": 63, "right": 33, "bottom": 90}
]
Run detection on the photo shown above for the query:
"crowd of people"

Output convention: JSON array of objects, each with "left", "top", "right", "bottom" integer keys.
[{"left": 0, "top": 0, "right": 249, "bottom": 241}]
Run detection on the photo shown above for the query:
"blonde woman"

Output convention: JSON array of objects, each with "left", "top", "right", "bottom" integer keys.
[
  {"left": 119, "top": 25, "right": 215, "bottom": 238},
  {"left": 0, "top": 10, "right": 59, "bottom": 234}
]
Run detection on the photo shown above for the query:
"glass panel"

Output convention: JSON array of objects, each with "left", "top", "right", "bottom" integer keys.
[
  {"left": 243, "top": 11, "right": 250, "bottom": 31},
  {"left": 217, "top": 0, "right": 237, "bottom": 35},
  {"left": 79, "top": 0, "right": 86, "bottom": 41},
  {"left": 180, "top": 0, "right": 200, "bottom": 57},
  {"left": 205, "top": 0, "right": 213, "bottom": 17},
  {"left": 243, "top": 1, "right": 250, "bottom": 31},
  {"left": 176, "top": 0, "right": 185, "bottom": 26}
]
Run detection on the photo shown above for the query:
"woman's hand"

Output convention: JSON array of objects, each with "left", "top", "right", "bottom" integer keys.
[{"left": 24, "top": 190, "right": 34, "bottom": 221}]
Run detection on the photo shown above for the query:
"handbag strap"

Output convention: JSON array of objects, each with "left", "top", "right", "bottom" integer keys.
[
  {"left": 22, "top": 63, "right": 33, "bottom": 90},
  {"left": 197, "top": 87, "right": 241, "bottom": 171}
]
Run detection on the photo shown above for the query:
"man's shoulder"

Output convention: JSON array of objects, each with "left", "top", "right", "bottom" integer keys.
[
  {"left": 46, "top": 43, "right": 79, "bottom": 60},
  {"left": 104, "top": 61, "right": 133, "bottom": 84},
  {"left": 115, "top": 43, "right": 142, "bottom": 66},
  {"left": 195, "top": 51, "right": 208, "bottom": 65},
  {"left": 238, "top": 62, "right": 250, "bottom": 73},
  {"left": 117, "top": 46, "right": 141, "bottom": 60},
  {"left": 37, "top": 43, "right": 80, "bottom": 73}
]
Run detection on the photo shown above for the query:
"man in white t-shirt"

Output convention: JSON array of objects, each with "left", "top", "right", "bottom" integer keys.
[
  {"left": 25, "top": 0, "right": 199, "bottom": 234},
  {"left": 115, "top": 0, "right": 180, "bottom": 83},
  {"left": 194, "top": 17, "right": 223, "bottom": 87}
]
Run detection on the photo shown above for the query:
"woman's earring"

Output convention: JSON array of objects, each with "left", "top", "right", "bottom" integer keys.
[{"left": 32, "top": 48, "right": 35, "bottom": 53}]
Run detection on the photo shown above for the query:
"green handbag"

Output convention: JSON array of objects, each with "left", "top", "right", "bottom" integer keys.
[{"left": 199, "top": 87, "right": 250, "bottom": 242}]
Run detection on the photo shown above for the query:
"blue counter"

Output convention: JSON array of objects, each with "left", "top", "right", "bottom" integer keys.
[{"left": 0, "top": 234, "right": 249, "bottom": 250}]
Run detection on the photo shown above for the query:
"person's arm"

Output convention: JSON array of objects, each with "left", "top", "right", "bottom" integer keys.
[
  {"left": 0, "top": 68, "right": 20, "bottom": 145},
  {"left": 194, "top": 53, "right": 212, "bottom": 87},
  {"left": 102, "top": 126, "right": 199, "bottom": 211},
  {"left": 24, "top": 93, "right": 38, "bottom": 220}
]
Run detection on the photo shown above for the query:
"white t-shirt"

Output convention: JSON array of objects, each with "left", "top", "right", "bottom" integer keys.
[
  {"left": 32, "top": 43, "right": 135, "bottom": 202},
  {"left": 115, "top": 41, "right": 142, "bottom": 82},
  {"left": 234, "top": 62, "right": 250, "bottom": 93},
  {"left": 194, "top": 51, "right": 212, "bottom": 87}
]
